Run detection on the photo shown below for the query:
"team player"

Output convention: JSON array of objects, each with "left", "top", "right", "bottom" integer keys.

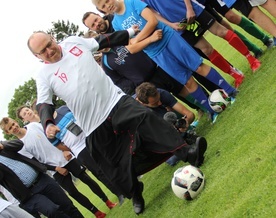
[
  {"left": 93, "top": 0, "right": 239, "bottom": 121},
  {"left": 142, "top": 0, "right": 261, "bottom": 73},
  {"left": 27, "top": 27, "right": 208, "bottom": 215},
  {"left": 198, "top": 0, "right": 275, "bottom": 54},
  {"left": 208, "top": 0, "right": 276, "bottom": 44}
]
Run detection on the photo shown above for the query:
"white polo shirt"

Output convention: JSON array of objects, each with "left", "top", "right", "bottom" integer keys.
[{"left": 36, "top": 36, "right": 126, "bottom": 136}]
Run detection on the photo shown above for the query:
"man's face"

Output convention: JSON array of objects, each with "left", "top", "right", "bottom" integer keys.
[
  {"left": 84, "top": 13, "right": 108, "bottom": 33},
  {"left": 19, "top": 107, "right": 36, "bottom": 123},
  {"left": 3, "top": 119, "right": 21, "bottom": 135},
  {"left": 30, "top": 33, "right": 62, "bottom": 63},
  {"left": 93, "top": 0, "right": 119, "bottom": 14},
  {"left": 143, "top": 93, "right": 162, "bottom": 108}
]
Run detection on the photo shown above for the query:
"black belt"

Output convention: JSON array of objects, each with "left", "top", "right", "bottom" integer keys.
[{"left": 29, "top": 173, "right": 42, "bottom": 188}]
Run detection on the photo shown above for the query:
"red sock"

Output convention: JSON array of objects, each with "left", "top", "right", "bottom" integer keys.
[
  {"left": 208, "top": 49, "right": 231, "bottom": 74},
  {"left": 224, "top": 30, "right": 250, "bottom": 56}
]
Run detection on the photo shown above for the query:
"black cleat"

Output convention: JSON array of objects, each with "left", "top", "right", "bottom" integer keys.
[
  {"left": 187, "top": 137, "right": 207, "bottom": 167},
  {"left": 132, "top": 182, "right": 145, "bottom": 215}
]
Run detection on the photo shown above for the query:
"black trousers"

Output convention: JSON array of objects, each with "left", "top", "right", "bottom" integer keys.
[
  {"left": 53, "top": 158, "right": 108, "bottom": 213},
  {"left": 22, "top": 173, "right": 83, "bottom": 218},
  {"left": 86, "top": 95, "right": 189, "bottom": 198}
]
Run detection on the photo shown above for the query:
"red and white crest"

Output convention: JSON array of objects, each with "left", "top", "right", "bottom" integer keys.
[{"left": 69, "top": 46, "right": 83, "bottom": 56}]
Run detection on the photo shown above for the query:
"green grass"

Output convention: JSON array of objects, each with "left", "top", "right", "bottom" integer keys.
[{"left": 71, "top": 17, "right": 276, "bottom": 218}]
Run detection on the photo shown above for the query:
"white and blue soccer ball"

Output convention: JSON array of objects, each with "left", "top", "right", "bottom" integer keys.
[
  {"left": 208, "top": 89, "right": 231, "bottom": 113},
  {"left": 171, "top": 165, "right": 205, "bottom": 200}
]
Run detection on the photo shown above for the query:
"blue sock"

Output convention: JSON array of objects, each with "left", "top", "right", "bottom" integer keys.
[
  {"left": 190, "top": 85, "right": 214, "bottom": 114},
  {"left": 205, "top": 68, "right": 236, "bottom": 94}
]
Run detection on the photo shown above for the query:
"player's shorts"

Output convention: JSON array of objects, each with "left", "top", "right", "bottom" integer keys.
[
  {"left": 181, "top": 10, "right": 216, "bottom": 46},
  {"left": 152, "top": 31, "right": 202, "bottom": 85},
  {"left": 248, "top": 0, "right": 267, "bottom": 6},
  {"left": 204, "top": 4, "right": 223, "bottom": 23},
  {"left": 232, "top": 0, "right": 253, "bottom": 17},
  {"left": 150, "top": 66, "right": 184, "bottom": 95},
  {"left": 207, "top": 0, "right": 231, "bottom": 16}
]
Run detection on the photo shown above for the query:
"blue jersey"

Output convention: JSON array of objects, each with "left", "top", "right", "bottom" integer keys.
[
  {"left": 143, "top": 0, "right": 205, "bottom": 22},
  {"left": 217, "top": 0, "right": 236, "bottom": 8},
  {"left": 112, "top": 0, "right": 173, "bottom": 58},
  {"left": 50, "top": 105, "right": 75, "bottom": 146}
]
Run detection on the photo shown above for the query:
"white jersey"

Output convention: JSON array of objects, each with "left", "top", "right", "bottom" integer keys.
[
  {"left": 62, "top": 130, "right": 86, "bottom": 158},
  {"left": 36, "top": 36, "right": 125, "bottom": 136},
  {"left": 0, "top": 198, "right": 11, "bottom": 213},
  {"left": 20, "top": 122, "right": 72, "bottom": 175}
]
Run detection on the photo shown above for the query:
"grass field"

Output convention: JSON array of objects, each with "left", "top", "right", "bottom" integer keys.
[{"left": 71, "top": 14, "right": 276, "bottom": 218}]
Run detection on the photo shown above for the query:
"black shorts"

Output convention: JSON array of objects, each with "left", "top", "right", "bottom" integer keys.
[
  {"left": 204, "top": 4, "right": 223, "bottom": 23},
  {"left": 181, "top": 10, "right": 216, "bottom": 46},
  {"left": 149, "top": 66, "right": 184, "bottom": 95},
  {"left": 232, "top": 0, "right": 253, "bottom": 17},
  {"left": 207, "top": 0, "right": 231, "bottom": 16}
]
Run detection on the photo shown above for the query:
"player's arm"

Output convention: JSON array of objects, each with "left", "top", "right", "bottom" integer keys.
[
  {"left": 183, "top": 0, "right": 196, "bottom": 24},
  {"left": 127, "top": 29, "right": 162, "bottom": 54},
  {"left": 172, "top": 102, "right": 195, "bottom": 125},
  {"left": 56, "top": 142, "right": 71, "bottom": 152},
  {"left": 149, "top": 8, "right": 184, "bottom": 31},
  {"left": 95, "top": 26, "right": 138, "bottom": 50},
  {"left": 130, "top": 7, "right": 158, "bottom": 45}
]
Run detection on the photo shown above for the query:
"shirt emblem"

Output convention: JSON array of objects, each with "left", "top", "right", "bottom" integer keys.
[{"left": 69, "top": 46, "right": 83, "bottom": 56}]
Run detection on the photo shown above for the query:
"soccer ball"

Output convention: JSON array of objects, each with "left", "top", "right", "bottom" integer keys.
[
  {"left": 208, "top": 89, "right": 231, "bottom": 113},
  {"left": 171, "top": 165, "right": 205, "bottom": 200}
]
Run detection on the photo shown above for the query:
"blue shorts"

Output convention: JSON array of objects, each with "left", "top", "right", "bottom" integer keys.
[{"left": 152, "top": 31, "right": 203, "bottom": 85}]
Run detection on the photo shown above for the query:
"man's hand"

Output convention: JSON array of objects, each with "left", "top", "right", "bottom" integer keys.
[
  {"left": 46, "top": 124, "right": 60, "bottom": 139},
  {"left": 149, "top": 29, "right": 163, "bottom": 43},
  {"left": 131, "top": 24, "right": 140, "bottom": 35},
  {"left": 55, "top": 166, "right": 68, "bottom": 176},
  {"left": 63, "top": 151, "right": 73, "bottom": 161}
]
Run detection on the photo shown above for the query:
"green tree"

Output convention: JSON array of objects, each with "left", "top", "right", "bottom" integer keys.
[
  {"left": 3, "top": 20, "right": 80, "bottom": 139},
  {"left": 47, "top": 20, "right": 84, "bottom": 42}
]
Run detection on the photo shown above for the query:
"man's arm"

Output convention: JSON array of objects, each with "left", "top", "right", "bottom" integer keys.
[
  {"left": 0, "top": 140, "right": 24, "bottom": 152},
  {"left": 95, "top": 26, "right": 138, "bottom": 50},
  {"left": 37, "top": 103, "right": 56, "bottom": 130},
  {"left": 172, "top": 102, "right": 195, "bottom": 125},
  {"left": 130, "top": 7, "right": 158, "bottom": 45},
  {"left": 127, "top": 29, "right": 162, "bottom": 54},
  {"left": 183, "top": 0, "right": 196, "bottom": 24}
]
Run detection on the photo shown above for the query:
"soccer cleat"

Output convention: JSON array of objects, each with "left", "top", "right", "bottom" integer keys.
[
  {"left": 232, "top": 67, "right": 244, "bottom": 76},
  {"left": 230, "top": 97, "right": 236, "bottom": 105},
  {"left": 229, "top": 67, "right": 245, "bottom": 88},
  {"left": 190, "top": 120, "right": 199, "bottom": 128},
  {"left": 265, "top": 38, "right": 275, "bottom": 49},
  {"left": 187, "top": 136, "right": 207, "bottom": 167},
  {"left": 229, "top": 89, "right": 239, "bottom": 98},
  {"left": 132, "top": 182, "right": 145, "bottom": 215},
  {"left": 254, "top": 49, "right": 263, "bottom": 59},
  {"left": 246, "top": 54, "right": 261, "bottom": 72},
  {"left": 117, "top": 195, "right": 125, "bottom": 206},
  {"left": 250, "top": 58, "right": 261, "bottom": 72},
  {"left": 211, "top": 113, "right": 219, "bottom": 124},
  {"left": 106, "top": 200, "right": 118, "bottom": 209},
  {"left": 94, "top": 211, "right": 106, "bottom": 218},
  {"left": 183, "top": 131, "right": 198, "bottom": 145}
]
